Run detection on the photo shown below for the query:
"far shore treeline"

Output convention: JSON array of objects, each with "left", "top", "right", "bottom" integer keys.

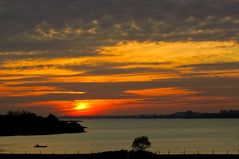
[
  {"left": 62, "top": 110, "right": 239, "bottom": 119},
  {"left": 0, "top": 111, "right": 86, "bottom": 136}
]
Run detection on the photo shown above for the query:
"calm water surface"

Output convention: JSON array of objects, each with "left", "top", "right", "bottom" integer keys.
[{"left": 0, "top": 119, "right": 239, "bottom": 154}]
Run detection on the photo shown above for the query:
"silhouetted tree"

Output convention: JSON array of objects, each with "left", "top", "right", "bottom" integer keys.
[
  {"left": 132, "top": 136, "right": 151, "bottom": 151},
  {"left": 47, "top": 114, "right": 58, "bottom": 122}
]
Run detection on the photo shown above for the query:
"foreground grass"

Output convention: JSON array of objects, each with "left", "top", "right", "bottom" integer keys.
[{"left": 0, "top": 150, "right": 238, "bottom": 159}]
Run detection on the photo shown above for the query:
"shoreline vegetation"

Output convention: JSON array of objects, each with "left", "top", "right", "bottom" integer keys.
[
  {"left": 0, "top": 151, "right": 238, "bottom": 159},
  {"left": 62, "top": 110, "right": 239, "bottom": 119},
  {"left": 0, "top": 111, "right": 86, "bottom": 136}
]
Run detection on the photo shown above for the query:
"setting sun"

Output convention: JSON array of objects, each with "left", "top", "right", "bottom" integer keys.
[{"left": 75, "top": 102, "right": 90, "bottom": 111}]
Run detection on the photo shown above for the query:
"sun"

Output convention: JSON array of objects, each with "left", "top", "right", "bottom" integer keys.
[{"left": 75, "top": 102, "right": 90, "bottom": 111}]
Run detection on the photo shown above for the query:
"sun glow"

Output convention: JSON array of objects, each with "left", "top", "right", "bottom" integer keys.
[{"left": 75, "top": 102, "right": 90, "bottom": 111}]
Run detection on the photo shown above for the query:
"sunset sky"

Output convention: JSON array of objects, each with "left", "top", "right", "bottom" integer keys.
[{"left": 0, "top": 0, "right": 239, "bottom": 116}]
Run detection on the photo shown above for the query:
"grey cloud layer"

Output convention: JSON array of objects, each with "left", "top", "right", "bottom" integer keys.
[
  {"left": 0, "top": 0, "right": 239, "bottom": 53},
  {"left": 180, "top": 62, "right": 239, "bottom": 71}
]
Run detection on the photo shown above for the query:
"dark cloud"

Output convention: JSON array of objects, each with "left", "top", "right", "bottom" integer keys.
[
  {"left": 0, "top": 0, "right": 238, "bottom": 53},
  {"left": 179, "top": 62, "right": 239, "bottom": 71}
]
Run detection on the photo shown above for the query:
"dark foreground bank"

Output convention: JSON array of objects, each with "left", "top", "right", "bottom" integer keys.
[
  {"left": 0, "top": 111, "right": 86, "bottom": 136},
  {"left": 0, "top": 151, "right": 238, "bottom": 159}
]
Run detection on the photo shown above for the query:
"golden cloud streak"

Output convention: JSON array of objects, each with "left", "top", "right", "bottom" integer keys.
[
  {"left": 126, "top": 87, "right": 197, "bottom": 97},
  {"left": 3, "top": 41, "right": 239, "bottom": 68},
  {"left": 0, "top": 85, "right": 85, "bottom": 97},
  {"left": 2, "top": 41, "right": 238, "bottom": 84}
]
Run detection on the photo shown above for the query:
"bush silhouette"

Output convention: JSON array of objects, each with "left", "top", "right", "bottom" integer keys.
[{"left": 132, "top": 136, "right": 151, "bottom": 151}]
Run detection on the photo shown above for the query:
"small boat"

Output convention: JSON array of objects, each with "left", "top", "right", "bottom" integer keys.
[{"left": 34, "top": 144, "right": 47, "bottom": 148}]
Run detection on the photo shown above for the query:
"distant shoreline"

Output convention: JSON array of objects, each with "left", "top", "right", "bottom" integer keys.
[
  {"left": 61, "top": 117, "right": 239, "bottom": 120},
  {"left": 62, "top": 116, "right": 239, "bottom": 119},
  {"left": 62, "top": 110, "right": 239, "bottom": 119}
]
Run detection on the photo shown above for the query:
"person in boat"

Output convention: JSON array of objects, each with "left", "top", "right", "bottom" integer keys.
[{"left": 34, "top": 144, "right": 47, "bottom": 148}]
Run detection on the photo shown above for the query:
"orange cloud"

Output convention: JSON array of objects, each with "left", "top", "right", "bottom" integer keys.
[
  {"left": 98, "top": 41, "right": 239, "bottom": 66},
  {"left": 49, "top": 73, "right": 179, "bottom": 83},
  {"left": 4, "top": 41, "right": 239, "bottom": 68},
  {"left": 0, "top": 85, "right": 85, "bottom": 97},
  {"left": 1, "top": 41, "right": 239, "bottom": 115},
  {"left": 2, "top": 41, "right": 239, "bottom": 85},
  {"left": 125, "top": 87, "right": 197, "bottom": 97}
]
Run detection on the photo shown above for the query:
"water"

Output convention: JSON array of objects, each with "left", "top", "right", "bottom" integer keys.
[{"left": 0, "top": 119, "right": 239, "bottom": 154}]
